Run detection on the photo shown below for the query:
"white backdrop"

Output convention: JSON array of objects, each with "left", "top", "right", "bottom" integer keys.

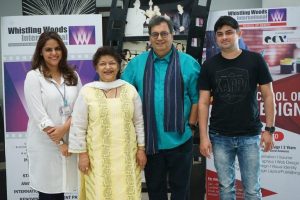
[{"left": 1, "top": 14, "right": 102, "bottom": 199}]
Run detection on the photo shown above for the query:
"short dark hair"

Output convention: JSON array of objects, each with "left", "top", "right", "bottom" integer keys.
[
  {"left": 92, "top": 46, "right": 122, "bottom": 79},
  {"left": 148, "top": 15, "right": 174, "bottom": 35},
  {"left": 214, "top": 16, "right": 240, "bottom": 33}
]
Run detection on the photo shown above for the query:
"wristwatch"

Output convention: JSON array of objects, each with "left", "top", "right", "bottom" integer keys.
[
  {"left": 58, "top": 140, "right": 64, "bottom": 145},
  {"left": 265, "top": 126, "right": 275, "bottom": 134},
  {"left": 189, "top": 123, "right": 198, "bottom": 131}
]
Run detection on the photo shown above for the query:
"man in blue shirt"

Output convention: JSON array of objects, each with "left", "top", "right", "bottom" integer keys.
[{"left": 122, "top": 15, "right": 200, "bottom": 200}]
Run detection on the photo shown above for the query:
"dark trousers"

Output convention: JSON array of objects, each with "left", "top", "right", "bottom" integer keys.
[
  {"left": 38, "top": 192, "right": 64, "bottom": 200},
  {"left": 144, "top": 137, "right": 193, "bottom": 200}
]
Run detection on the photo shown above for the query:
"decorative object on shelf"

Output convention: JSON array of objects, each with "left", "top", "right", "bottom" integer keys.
[
  {"left": 172, "top": 4, "right": 190, "bottom": 35},
  {"left": 145, "top": 0, "right": 154, "bottom": 24},
  {"left": 176, "top": 42, "right": 185, "bottom": 52},
  {"left": 125, "top": 0, "right": 146, "bottom": 36}
]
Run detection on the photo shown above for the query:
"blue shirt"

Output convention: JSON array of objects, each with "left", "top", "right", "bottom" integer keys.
[{"left": 122, "top": 50, "right": 200, "bottom": 149}]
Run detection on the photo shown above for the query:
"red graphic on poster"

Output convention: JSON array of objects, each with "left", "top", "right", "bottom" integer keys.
[
  {"left": 260, "top": 74, "right": 300, "bottom": 134},
  {"left": 206, "top": 170, "right": 277, "bottom": 199}
]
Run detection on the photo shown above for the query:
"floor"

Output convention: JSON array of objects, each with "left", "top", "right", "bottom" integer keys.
[
  {"left": 142, "top": 193, "right": 149, "bottom": 200},
  {"left": 0, "top": 117, "right": 205, "bottom": 200},
  {"left": 0, "top": 148, "right": 205, "bottom": 200},
  {"left": 0, "top": 158, "right": 205, "bottom": 200},
  {"left": 0, "top": 142, "right": 7, "bottom": 199}
]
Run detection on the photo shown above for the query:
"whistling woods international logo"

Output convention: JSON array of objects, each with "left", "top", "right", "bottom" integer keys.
[
  {"left": 69, "top": 26, "right": 95, "bottom": 45},
  {"left": 268, "top": 8, "right": 287, "bottom": 22}
]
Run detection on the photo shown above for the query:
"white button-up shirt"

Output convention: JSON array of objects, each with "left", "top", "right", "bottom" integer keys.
[{"left": 24, "top": 69, "right": 81, "bottom": 193}]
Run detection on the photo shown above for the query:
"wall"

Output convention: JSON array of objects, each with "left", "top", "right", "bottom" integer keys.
[
  {"left": 210, "top": 0, "right": 261, "bottom": 11},
  {"left": 263, "top": 0, "right": 300, "bottom": 8}
]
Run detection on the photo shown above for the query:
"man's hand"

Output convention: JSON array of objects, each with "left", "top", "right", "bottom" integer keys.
[
  {"left": 199, "top": 136, "right": 212, "bottom": 158},
  {"left": 260, "top": 131, "right": 274, "bottom": 152}
]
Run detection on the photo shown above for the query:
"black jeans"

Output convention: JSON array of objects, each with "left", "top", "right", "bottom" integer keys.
[
  {"left": 38, "top": 192, "right": 64, "bottom": 200},
  {"left": 144, "top": 137, "right": 193, "bottom": 200}
]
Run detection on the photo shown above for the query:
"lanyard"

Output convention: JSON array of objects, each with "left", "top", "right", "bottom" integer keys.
[{"left": 52, "top": 81, "right": 68, "bottom": 106}]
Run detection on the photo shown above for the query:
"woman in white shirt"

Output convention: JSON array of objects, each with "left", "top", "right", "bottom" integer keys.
[{"left": 24, "top": 31, "right": 82, "bottom": 200}]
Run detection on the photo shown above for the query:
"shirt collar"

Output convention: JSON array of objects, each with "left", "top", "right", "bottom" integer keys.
[{"left": 153, "top": 49, "right": 173, "bottom": 63}]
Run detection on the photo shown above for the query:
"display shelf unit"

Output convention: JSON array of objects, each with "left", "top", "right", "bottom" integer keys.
[{"left": 106, "top": 0, "right": 211, "bottom": 64}]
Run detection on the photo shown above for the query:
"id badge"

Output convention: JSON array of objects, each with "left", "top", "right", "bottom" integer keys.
[{"left": 59, "top": 105, "right": 72, "bottom": 117}]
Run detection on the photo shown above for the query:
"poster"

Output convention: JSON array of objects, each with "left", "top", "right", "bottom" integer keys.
[
  {"left": 205, "top": 7, "right": 300, "bottom": 200},
  {"left": 125, "top": 0, "right": 194, "bottom": 36},
  {"left": 1, "top": 14, "right": 102, "bottom": 199}
]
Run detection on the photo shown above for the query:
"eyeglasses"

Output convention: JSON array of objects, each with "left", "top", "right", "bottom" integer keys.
[
  {"left": 150, "top": 31, "right": 170, "bottom": 39},
  {"left": 44, "top": 47, "right": 62, "bottom": 53},
  {"left": 98, "top": 62, "right": 118, "bottom": 67}
]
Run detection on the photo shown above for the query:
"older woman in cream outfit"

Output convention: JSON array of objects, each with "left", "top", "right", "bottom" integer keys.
[{"left": 69, "top": 46, "right": 146, "bottom": 200}]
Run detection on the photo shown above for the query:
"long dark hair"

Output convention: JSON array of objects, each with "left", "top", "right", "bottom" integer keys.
[{"left": 31, "top": 31, "right": 78, "bottom": 86}]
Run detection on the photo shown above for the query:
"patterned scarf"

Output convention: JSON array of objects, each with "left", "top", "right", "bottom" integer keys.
[{"left": 143, "top": 46, "right": 184, "bottom": 155}]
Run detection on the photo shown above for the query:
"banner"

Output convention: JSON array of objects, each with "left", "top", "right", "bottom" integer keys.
[
  {"left": 1, "top": 14, "right": 102, "bottom": 199},
  {"left": 205, "top": 7, "right": 300, "bottom": 200}
]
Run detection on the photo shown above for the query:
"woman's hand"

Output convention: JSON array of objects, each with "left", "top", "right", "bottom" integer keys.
[
  {"left": 47, "top": 125, "right": 66, "bottom": 143},
  {"left": 136, "top": 148, "right": 147, "bottom": 169},
  {"left": 79, "top": 152, "right": 90, "bottom": 174},
  {"left": 59, "top": 143, "right": 71, "bottom": 157}
]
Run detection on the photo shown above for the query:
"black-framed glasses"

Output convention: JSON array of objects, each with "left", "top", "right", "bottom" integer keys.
[{"left": 150, "top": 31, "right": 170, "bottom": 39}]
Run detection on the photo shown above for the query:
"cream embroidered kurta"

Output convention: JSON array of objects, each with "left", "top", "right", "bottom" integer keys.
[
  {"left": 24, "top": 69, "right": 81, "bottom": 193},
  {"left": 69, "top": 81, "right": 144, "bottom": 200}
]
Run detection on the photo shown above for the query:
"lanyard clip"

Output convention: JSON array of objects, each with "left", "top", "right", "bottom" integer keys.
[{"left": 64, "top": 99, "right": 68, "bottom": 106}]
